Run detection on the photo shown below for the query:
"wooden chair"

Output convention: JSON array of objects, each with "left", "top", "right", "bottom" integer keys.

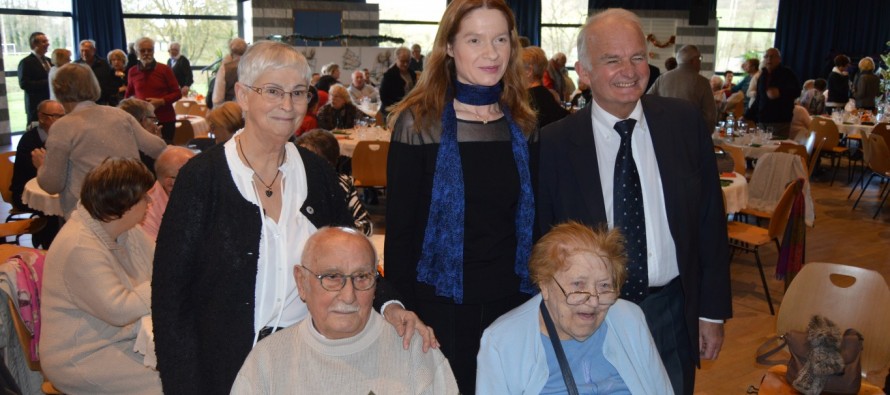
[
  {"left": 717, "top": 144, "right": 747, "bottom": 176},
  {"left": 7, "top": 298, "right": 64, "bottom": 394},
  {"left": 774, "top": 143, "right": 808, "bottom": 173},
  {"left": 757, "top": 263, "right": 890, "bottom": 394},
  {"left": 870, "top": 122, "right": 890, "bottom": 144},
  {"left": 173, "top": 120, "right": 196, "bottom": 146},
  {"left": 0, "top": 217, "right": 46, "bottom": 245},
  {"left": 352, "top": 141, "right": 389, "bottom": 191},
  {"left": 188, "top": 103, "right": 208, "bottom": 117},
  {"left": 0, "top": 152, "right": 35, "bottom": 223},
  {"left": 173, "top": 100, "right": 192, "bottom": 116},
  {"left": 851, "top": 134, "right": 890, "bottom": 219},
  {"left": 728, "top": 178, "right": 803, "bottom": 315},
  {"left": 807, "top": 136, "right": 826, "bottom": 180},
  {"left": 848, "top": 129, "right": 875, "bottom": 200},
  {"left": 810, "top": 117, "right": 848, "bottom": 185}
]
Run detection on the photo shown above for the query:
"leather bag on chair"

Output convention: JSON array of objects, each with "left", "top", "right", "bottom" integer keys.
[
  {"left": 785, "top": 326, "right": 863, "bottom": 395},
  {"left": 758, "top": 315, "right": 863, "bottom": 395}
]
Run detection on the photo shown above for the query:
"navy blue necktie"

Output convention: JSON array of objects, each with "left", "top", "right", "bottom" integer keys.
[{"left": 613, "top": 119, "right": 648, "bottom": 303}]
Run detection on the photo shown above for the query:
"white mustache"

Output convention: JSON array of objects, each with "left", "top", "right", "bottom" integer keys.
[{"left": 330, "top": 303, "right": 360, "bottom": 313}]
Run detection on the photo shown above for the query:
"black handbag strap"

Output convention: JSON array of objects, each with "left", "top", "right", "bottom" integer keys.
[
  {"left": 540, "top": 300, "right": 580, "bottom": 395},
  {"left": 755, "top": 335, "right": 788, "bottom": 366}
]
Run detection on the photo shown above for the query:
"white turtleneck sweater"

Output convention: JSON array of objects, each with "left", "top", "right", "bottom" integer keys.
[{"left": 231, "top": 311, "right": 458, "bottom": 394}]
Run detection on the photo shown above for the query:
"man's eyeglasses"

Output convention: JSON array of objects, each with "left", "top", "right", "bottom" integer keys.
[
  {"left": 299, "top": 265, "right": 378, "bottom": 292},
  {"left": 552, "top": 277, "right": 618, "bottom": 306},
  {"left": 245, "top": 85, "right": 313, "bottom": 104},
  {"left": 39, "top": 112, "right": 65, "bottom": 119},
  {"left": 144, "top": 116, "right": 159, "bottom": 125}
]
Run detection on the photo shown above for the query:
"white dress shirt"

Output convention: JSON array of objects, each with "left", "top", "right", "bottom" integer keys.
[{"left": 589, "top": 99, "right": 679, "bottom": 287}]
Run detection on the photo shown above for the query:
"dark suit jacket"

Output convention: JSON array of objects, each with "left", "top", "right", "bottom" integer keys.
[
  {"left": 379, "top": 65, "right": 416, "bottom": 118},
  {"left": 168, "top": 55, "right": 193, "bottom": 88},
  {"left": 75, "top": 58, "right": 118, "bottom": 105},
  {"left": 17, "top": 53, "right": 51, "bottom": 122},
  {"left": 11, "top": 124, "right": 45, "bottom": 210},
  {"left": 536, "top": 95, "right": 732, "bottom": 359}
]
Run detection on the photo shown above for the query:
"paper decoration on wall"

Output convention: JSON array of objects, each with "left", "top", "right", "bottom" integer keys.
[
  {"left": 302, "top": 48, "right": 317, "bottom": 72},
  {"left": 343, "top": 48, "right": 361, "bottom": 70},
  {"left": 646, "top": 34, "right": 675, "bottom": 49},
  {"left": 370, "top": 50, "right": 392, "bottom": 86}
]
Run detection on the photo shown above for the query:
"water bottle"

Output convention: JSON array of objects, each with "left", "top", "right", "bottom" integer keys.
[{"left": 725, "top": 112, "right": 735, "bottom": 137}]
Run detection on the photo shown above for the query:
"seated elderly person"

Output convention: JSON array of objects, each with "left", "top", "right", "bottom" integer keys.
[
  {"left": 232, "top": 227, "right": 458, "bottom": 394},
  {"left": 40, "top": 157, "right": 160, "bottom": 394},
  {"left": 205, "top": 101, "right": 244, "bottom": 144},
  {"left": 317, "top": 84, "right": 360, "bottom": 130},
  {"left": 347, "top": 69, "right": 379, "bottom": 105},
  {"left": 11, "top": 100, "right": 65, "bottom": 212},
  {"left": 141, "top": 146, "right": 195, "bottom": 240},
  {"left": 295, "top": 129, "right": 373, "bottom": 236},
  {"left": 476, "top": 222, "right": 670, "bottom": 394}
]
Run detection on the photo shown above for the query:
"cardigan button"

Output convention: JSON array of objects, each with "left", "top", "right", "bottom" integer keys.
[{"left": 306, "top": 206, "right": 315, "bottom": 215}]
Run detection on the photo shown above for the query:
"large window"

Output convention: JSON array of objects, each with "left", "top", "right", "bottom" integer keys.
[
  {"left": 1, "top": 0, "right": 74, "bottom": 132},
  {"left": 540, "top": 0, "right": 588, "bottom": 89},
  {"left": 367, "top": 0, "right": 446, "bottom": 53},
  {"left": 715, "top": 0, "right": 779, "bottom": 73},
  {"left": 123, "top": 0, "right": 240, "bottom": 98}
]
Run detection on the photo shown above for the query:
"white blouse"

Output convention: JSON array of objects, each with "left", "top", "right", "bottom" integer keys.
[{"left": 224, "top": 130, "right": 316, "bottom": 344}]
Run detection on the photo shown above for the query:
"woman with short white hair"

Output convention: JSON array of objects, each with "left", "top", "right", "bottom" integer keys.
[{"left": 317, "top": 83, "right": 361, "bottom": 130}]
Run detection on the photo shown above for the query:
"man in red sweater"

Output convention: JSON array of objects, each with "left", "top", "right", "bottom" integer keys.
[{"left": 126, "top": 36, "right": 182, "bottom": 143}]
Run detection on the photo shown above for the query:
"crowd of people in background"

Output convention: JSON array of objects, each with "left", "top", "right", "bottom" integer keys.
[{"left": 8, "top": 0, "right": 889, "bottom": 394}]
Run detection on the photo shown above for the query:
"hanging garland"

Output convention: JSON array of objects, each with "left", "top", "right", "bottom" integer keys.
[
  {"left": 267, "top": 34, "right": 405, "bottom": 46},
  {"left": 646, "top": 34, "right": 675, "bottom": 49}
]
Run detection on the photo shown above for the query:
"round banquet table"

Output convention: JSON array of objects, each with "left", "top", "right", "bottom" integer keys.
[
  {"left": 336, "top": 127, "right": 391, "bottom": 157},
  {"left": 176, "top": 114, "right": 210, "bottom": 138},
  {"left": 22, "top": 178, "right": 63, "bottom": 217},
  {"left": 721, "top": 172, "right": 748, "bottom": 214}
]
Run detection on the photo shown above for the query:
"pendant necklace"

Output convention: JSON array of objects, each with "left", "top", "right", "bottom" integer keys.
[{"left": 238, "top": 137, "right": 285, "bottom": 197}]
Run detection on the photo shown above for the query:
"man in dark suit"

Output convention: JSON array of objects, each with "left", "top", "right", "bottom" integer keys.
[
  {"left": 167, "top": 42, "right": 193, "bottom": 97},
  {"left": 536, "top": 9, "right": 731, "bottom": 395},
  {"left": 75, "top": 39, "right": 118, "bottom": 105},
  {"left": 379, "top": 47, "right": 416, "bottom": 119},
  {"left": 17, "top": 32, "right": 51, "bottom": 125}
]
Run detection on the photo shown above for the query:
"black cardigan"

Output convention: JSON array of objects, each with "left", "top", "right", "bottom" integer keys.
[{"left": 152, "top": 143, "right": 355, "bottom": 394}]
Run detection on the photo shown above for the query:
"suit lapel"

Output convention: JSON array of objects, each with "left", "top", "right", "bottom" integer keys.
[
  {"left": 566, "top": 106, "right": 608, "bottom": 224},
  {"left": 641, "top": 96, "right": 682, "bottom": 240}
]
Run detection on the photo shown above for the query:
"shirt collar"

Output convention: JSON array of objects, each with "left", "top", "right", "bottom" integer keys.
[
  {"left": 37, "top": 126, "right": 48, "bottom": 142},
  {"left": 589, "top": 98, "right": 644, "bottom": 139}
]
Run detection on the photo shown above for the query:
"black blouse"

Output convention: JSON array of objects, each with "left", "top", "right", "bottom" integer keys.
[{"left": 384, "top": 112, "right": 530, "bottom": 305}]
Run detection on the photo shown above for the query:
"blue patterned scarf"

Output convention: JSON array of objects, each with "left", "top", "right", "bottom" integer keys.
[{"left": 416, "top": 79, "right": 535, "bottom": 303}]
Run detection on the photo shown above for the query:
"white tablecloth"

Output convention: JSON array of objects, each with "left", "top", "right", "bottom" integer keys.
[
  {"left": 336, "top": 127, "right": 391, "bottom": 157},
  {"left": 721, "top": 172, "right": 748, "bottom": 214},
  {"left": 176, "top": 114, "right": 210, "bottom": 138},
  {"left": 22, "top": 178, "right": 63, "bottom": 217}
]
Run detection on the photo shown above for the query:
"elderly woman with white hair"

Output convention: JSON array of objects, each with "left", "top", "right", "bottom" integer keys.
[
  {"left": 317, "top": 83, "right": 361, "bottom": 130},
  {"left": 152, "top": 40, "right": 436, "bottom": 395},
  {"left": 36, "top": 63, "right": 167, "bottom": 218},
  {"left": 477, "top": 222, "right": 671, "bottom": 394}
]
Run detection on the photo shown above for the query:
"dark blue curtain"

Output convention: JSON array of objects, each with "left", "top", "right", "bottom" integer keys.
[
  {"left": 506, "top": 0, "right": 541, "bottom": 46},
  {"left": 775, "top": 0, "right": 890, "bottom": 82},
  {"left": 72, "top": 0, "right": 126, "bottom": 59}
]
